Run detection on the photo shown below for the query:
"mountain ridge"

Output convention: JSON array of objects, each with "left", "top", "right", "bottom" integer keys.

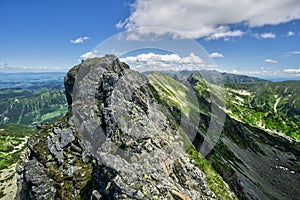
[
  {"left": 13, "top": 55, "right": 299, "bottom": 200},
  {"left": 147, "top": 70, "right": 300, "bottom": 200},
  {"left": 15, "top": 55, "right": 235, "bottom": 199}
]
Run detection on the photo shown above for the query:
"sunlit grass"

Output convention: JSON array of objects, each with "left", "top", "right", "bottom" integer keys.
[{"left": 186, "top": 145, "right": 237, "bottom": 200}]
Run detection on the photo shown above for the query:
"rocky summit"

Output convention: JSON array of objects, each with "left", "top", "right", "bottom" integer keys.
[{"left": 15, "top": 55, "right": 226, "bottom": 199}]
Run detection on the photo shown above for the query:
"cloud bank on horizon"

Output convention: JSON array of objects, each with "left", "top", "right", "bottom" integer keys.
[
  {"left": 118, "top": 52, "right": 300, "bottom": 77},
  {"left": 117, "top": 0, "right": 300, "bottom": 40},
  {"left": 120, "top": 52, "right": 215, "bottom": 72}
]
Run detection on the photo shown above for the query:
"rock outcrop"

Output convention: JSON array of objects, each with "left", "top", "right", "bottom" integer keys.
[{"left": 15, "top": 55, "right": 218, "bottom": 199}]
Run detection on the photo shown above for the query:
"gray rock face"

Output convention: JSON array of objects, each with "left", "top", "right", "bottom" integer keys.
[
  {"left": 24, "top": 160, "right": 56, "bottom": 199},
  {"left": 60, "top": 128, "right": 75, "bottom": 148},
  {"left": 16, "top": 157, "right": 56, "bottom": 200},
  {"left": 16, "top": 55, "right": 217, "bottom": 199}
]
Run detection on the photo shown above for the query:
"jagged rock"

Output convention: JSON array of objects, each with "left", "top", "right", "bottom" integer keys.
[
  {"left": 47, "top": 131, "right": 65, "bottom": 164},
  {"left": 16, "top": 55, "right": 219, "bottom": 199},
  {"left": 18, "top": 159, "right": 56, "bottom": 200},
  {"left": 60, "top": 128, "right": 75, "bottom": 148},
  {"left": 70, "top": 143, "right": 82, "bottom": 153}
]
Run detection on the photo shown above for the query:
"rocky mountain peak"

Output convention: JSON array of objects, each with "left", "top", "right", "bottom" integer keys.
[{"left": 15, "top": 55, "right": 219, "bottom": 199}]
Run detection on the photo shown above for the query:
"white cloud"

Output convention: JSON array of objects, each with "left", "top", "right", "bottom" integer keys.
[
  {"left": 265, "top": 59, "right": 278, "bottom": 63},
  {"left": 80, "top": 50, "right": 99, "bottom": 60},
  {"left": 0, "top": 65, "right": 66, "bottom": 72},
  {"left": 230, "top": 69, "right": 263, "bottom": 75},
  {"left": 116, "top": 19, "right": 128, "bottom": 29},
  {"left": 118, "top": 0, "right": 300, "bottom": 39},
  {"left": 226, "top": 68, "right": 300, "bottom": 78},
  {"left": 210, "top": 52, "right": 224, "bottom": 58},
  {"left": 0, "top": 63, "right": 8, "bottom": 68},
  {"left": 120, "top": 52, "right": 215, "bottom": 72},
  {"left": 70, "top": 36, "right": 90, "bottom": 44},
  {"left": 205, "top": 26, "right": 244, "bottom": 40},
  {"left": 228, "top": 68, "right": 279, "bottom": 77},
  {"left": 283, "top": 68, "right": 300, "bottom": 74},
  {"left": 288, "top": 51, "right": 300, "bottom": 55},
  {"left": 287, "top": 31, "right": 295, "bottom": 36},
  {"left": 260, "top": 33, "right": 276, "bottom": 39}
]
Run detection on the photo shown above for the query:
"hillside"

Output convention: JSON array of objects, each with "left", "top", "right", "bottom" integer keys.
[
  {"left": 225, "top": 80, "right": 300, "bottom": 141},
  {"left": 147, "top": 71, "right": 300, "bottom": 200},
  {"left": 0, "top": 72, "right": 67, "bottom": 126},
  {"left": 0, "top": 89, "right": 67, "bottom": 126},
  {"left": 0, "top": 124, "right": 35, "bottom": 199},
  {"left": 176, "top": 71, "right": 300, "bottom": 141},
  {"left": 0, "top": 73, "right": 68, "bottom": 199},
  {"left": 0, "top": 73, "right": 67, "bottom": 126}
]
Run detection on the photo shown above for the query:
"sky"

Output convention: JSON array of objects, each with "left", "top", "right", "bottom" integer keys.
[{"left": 1, "top": 0, "right": 300, "bottom": 79}]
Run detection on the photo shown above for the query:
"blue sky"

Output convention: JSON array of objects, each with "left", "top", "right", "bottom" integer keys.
[{"left": 0, "top": 0, "right": 300, "bottom": 78}]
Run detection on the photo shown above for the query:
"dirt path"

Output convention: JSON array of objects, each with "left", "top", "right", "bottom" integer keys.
[
  {"left": 274, "top": 97, "right": 281, "bottom": 114},
  {"left": 10, "top": 137, "right": 28, "bottom": 154}
]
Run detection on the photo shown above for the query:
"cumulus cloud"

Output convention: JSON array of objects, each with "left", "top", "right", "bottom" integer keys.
[
  {"left": 80, "top": 50, "right": 99, "bottom": 60},
  {"left": 283, "top": 68, "right": 300, "bottom": 74},
  {"left": 117, "top": 0, "right": 300, "bottom": 39},
  {"left": 287, "top": 31, "right": 295, "bottom": 36},
  {"left": 210, "top": 52, "right": 224, "bottom": 58},
  {"left": 70, "top": 36, "right": 90, "bottom": 44},
  {"left": 265, "top": 59, "right": 278, "bottom": 63},
  {"left": 260, "top": 33, "right": 276, "bottom": 39},
  {"left": 120, "top": 52, "right": 215, "bottom": 72}
]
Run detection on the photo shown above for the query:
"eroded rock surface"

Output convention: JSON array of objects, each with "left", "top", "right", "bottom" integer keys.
[{"left": 16, "top": 55, "right": 218, "bottom": 199}]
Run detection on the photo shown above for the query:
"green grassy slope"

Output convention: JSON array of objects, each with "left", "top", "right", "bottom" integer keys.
[
  {"left": 225, "top": 81, "right": 300, "bottom": 141},
  {"left": 0, "top": 90, "right": 67, "bottom": 126},
  {"left": 148, "top": 71, "right": 300, "bottom": 200},
  {"left": 186, "top": 71, "right": 300, "bottom": 141},
  {"left": 0, "top": 124, "right": 34, "bottom": 170},
  {"left": 0, "top": 124, "right": 35, "bottom": 198},
  {"left": 147, "top": 71, "right": 238, "bottom": 199}
]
